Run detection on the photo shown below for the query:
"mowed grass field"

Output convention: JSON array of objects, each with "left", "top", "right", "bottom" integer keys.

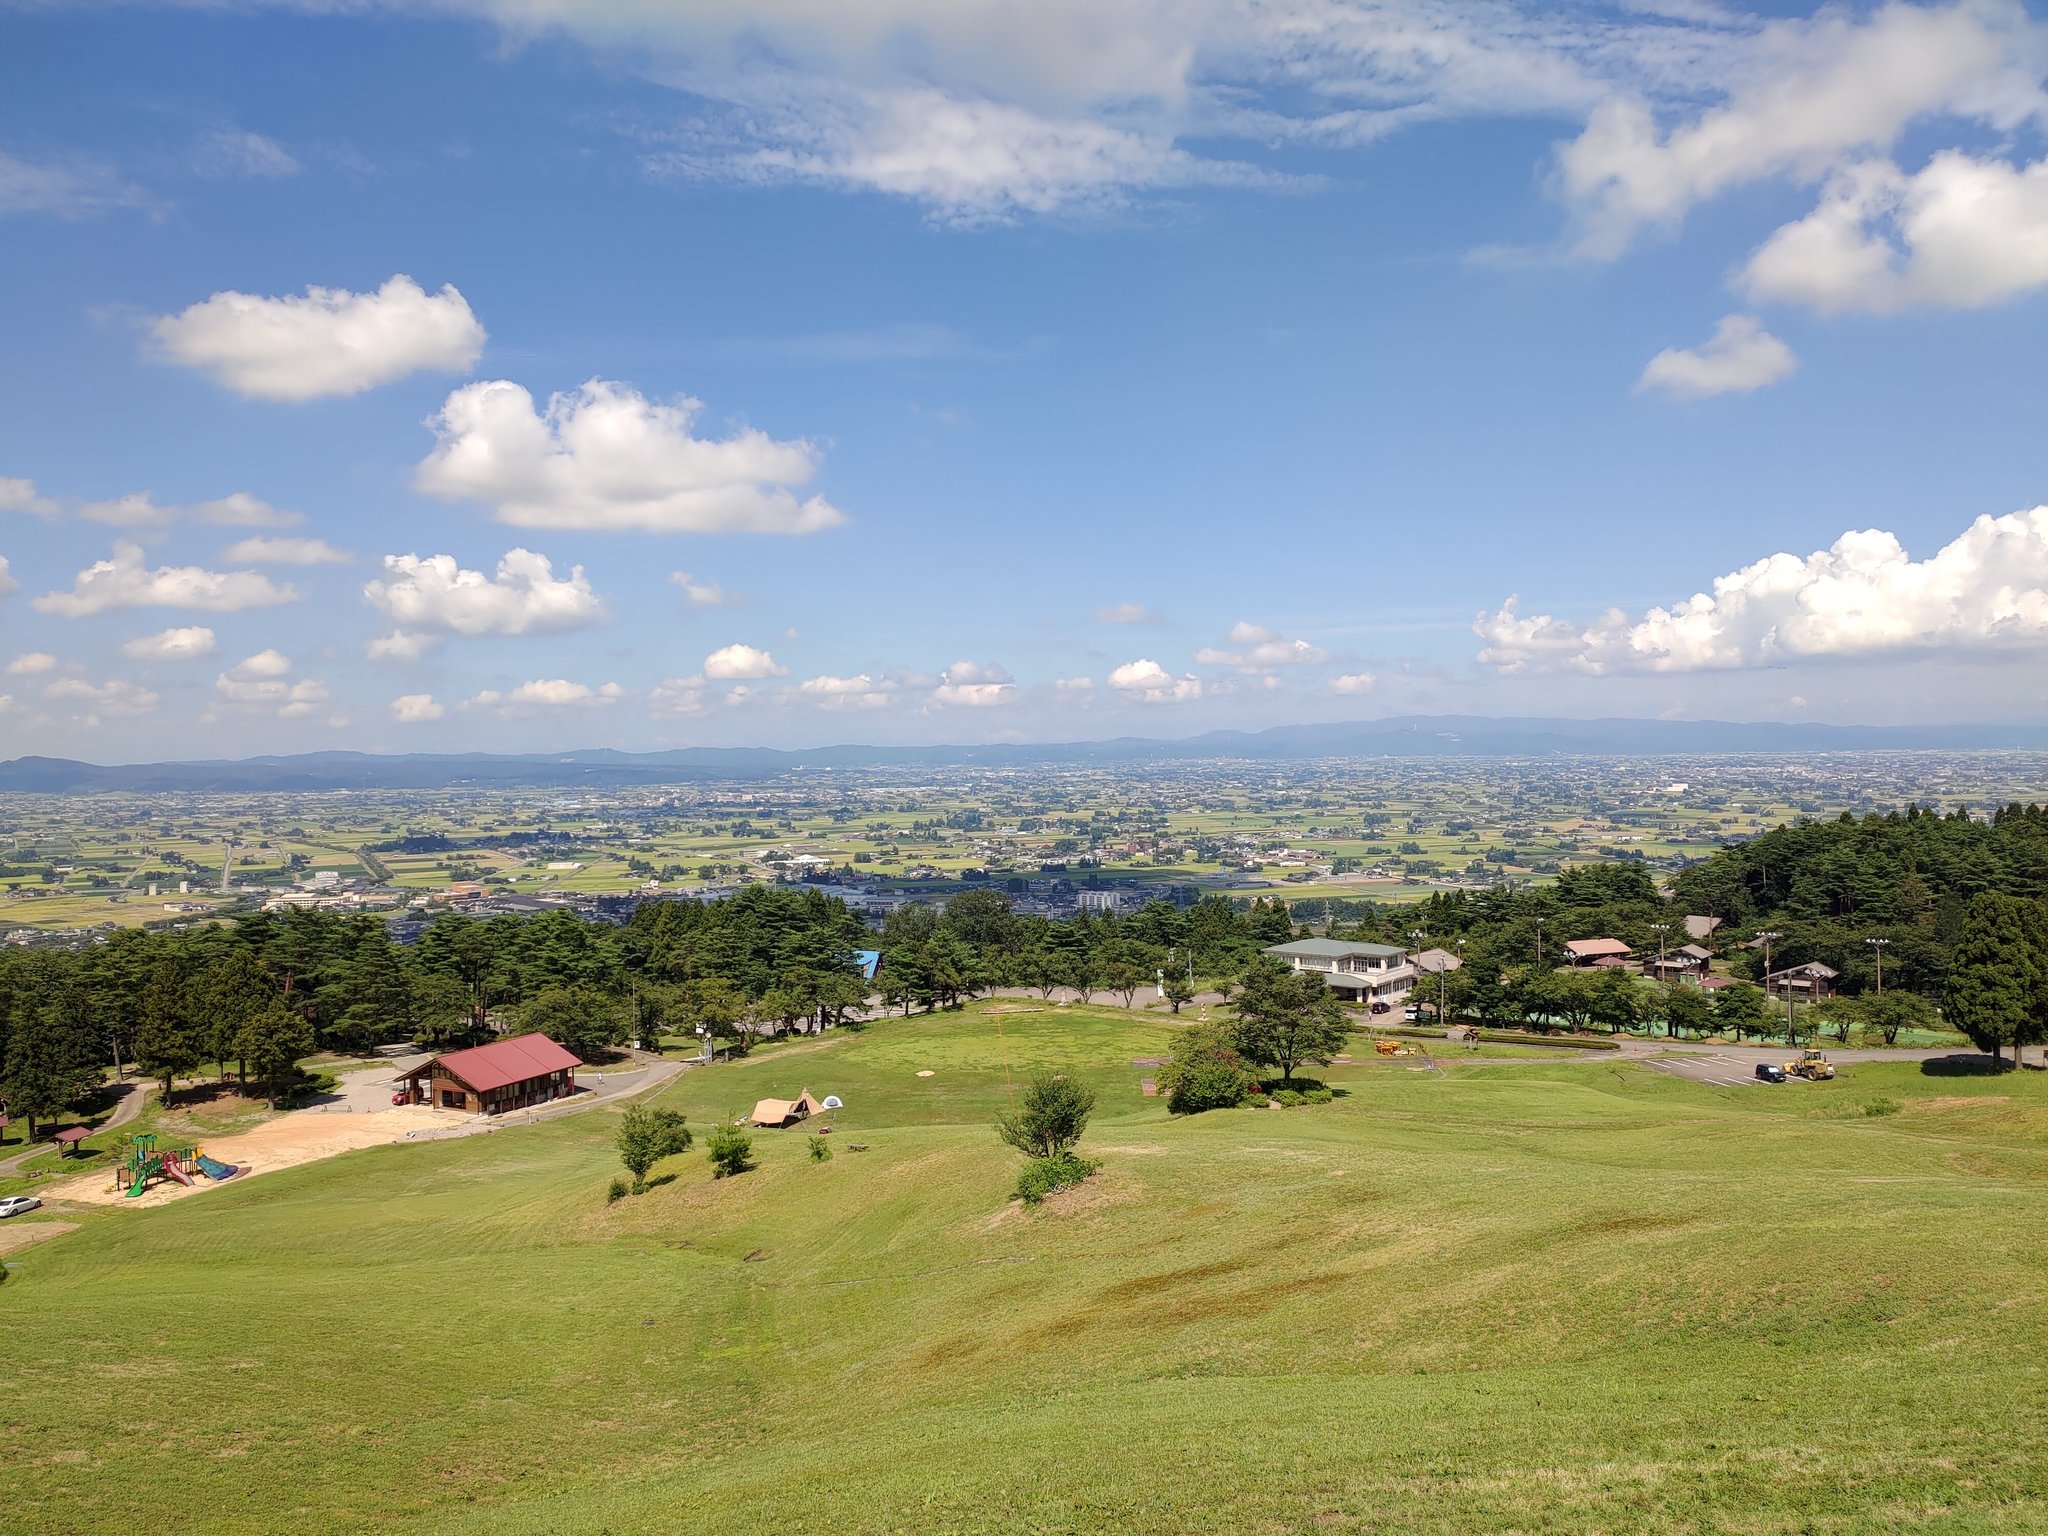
[{"left": 8, "top": 1003, "right": 2048, "bottom": 1534}]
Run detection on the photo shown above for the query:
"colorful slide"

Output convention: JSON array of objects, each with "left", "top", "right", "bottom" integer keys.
[
  {"left": 125, "top": 1164, "right": 150, "bottom": 1198},
  {"left": 161, "top": 1158, "right": 194, "bottom": 1187},
  {"left": 196, "top": 1152, "right": 238, "bottom": 1181}
]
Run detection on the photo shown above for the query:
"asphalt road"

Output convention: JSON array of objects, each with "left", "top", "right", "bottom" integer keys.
[{"left": 1608, "top": 1036, "right": 2000, "bottom": 1088}]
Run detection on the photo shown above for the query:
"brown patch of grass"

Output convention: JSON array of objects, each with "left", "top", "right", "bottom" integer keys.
[{"left": 0, "top": 1218, "right": 77, "bottom": 1256}]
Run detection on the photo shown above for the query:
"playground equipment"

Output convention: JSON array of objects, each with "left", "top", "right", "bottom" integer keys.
[{"left": 113, "top": 1133, "right": 234, "bottom": 1197}]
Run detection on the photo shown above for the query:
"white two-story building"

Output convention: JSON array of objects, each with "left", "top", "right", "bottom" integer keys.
[{"left": 1262, "top": 938, "right": 1417, "bottom": 1012}]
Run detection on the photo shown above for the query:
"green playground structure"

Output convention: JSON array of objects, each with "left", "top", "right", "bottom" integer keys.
[{"left": 115, "top": 1133, "right": 237, "bottom": 1197}]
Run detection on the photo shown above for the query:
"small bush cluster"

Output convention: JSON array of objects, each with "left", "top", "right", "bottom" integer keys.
[
  {"left": 1158, "top": 1025, "right": 1255, "bottom": 1115},
  {"left": 1013, "top": 1151, "right": 1100, "bottom": 1205},
  {"left": 807, "top": 1135, "right": 832, "bottom": 1162},
  {"left": 708, "top": 1124, "right": 756, "bottom": 1179},
  {"left": 606, "top": 1177, "right": 629, "bottom": 1204},
  {"left": 1268, "top": 1083, "right": 1335, "bottom": 1108},
  {"left": 1863, "top": 1097, "right": 1902, "bottom": 1118}
]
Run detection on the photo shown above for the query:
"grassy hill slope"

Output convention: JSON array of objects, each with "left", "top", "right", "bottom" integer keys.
[{"left": 9, "top": 1005, "right": 2048, "bottom": 1533}]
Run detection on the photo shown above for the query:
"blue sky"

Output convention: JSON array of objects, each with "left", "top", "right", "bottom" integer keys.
[{"left": 3, "top": 0, "right": 2048, "bottom": 757}]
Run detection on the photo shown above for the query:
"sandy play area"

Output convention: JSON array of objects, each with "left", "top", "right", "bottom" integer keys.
[{"left": 51, "top": 1106, "right": 472, "bottom": 1209}]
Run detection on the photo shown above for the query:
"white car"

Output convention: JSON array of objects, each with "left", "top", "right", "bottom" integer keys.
[{"left": 0, "top": 1195, "right": 42, "bottom": 1219}]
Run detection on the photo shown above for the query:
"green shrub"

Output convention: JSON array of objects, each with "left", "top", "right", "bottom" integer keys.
[
  {"left": 1013, "top": 1151, "right": 1099, "bottom": 1205},
  {"left": 707, "top": 1124, "right": 756, "bottom": 1179},
  {"left": 1158, "top": 1025, "right": 1254, "bottom": 1115},
  {"left": 1271, "top": 1088, "right": 1305, "bottom": 1107},
  {"left": 808, "top": 1135, "right": 832, "bottom": 1162},
  {"left": 605, "top": 1177, "right": 629, "bottom": 1204},
  {"left": 1246, "top": 1093, "right": 1271, "bottom": 1108},
  {"left": 996, "top": 1072, "right": 1096, "bottom": 1158},
  {"left": 1863, "top": 1097, "right": 1902, "bottom": 1118}
]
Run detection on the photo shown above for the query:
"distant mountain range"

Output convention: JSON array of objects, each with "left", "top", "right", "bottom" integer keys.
[{"left": 6, "top": 715, "right": 2048, "bottom": 792}]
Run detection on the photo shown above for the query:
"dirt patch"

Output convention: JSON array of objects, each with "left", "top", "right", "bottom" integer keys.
[
  {"left": 0, "top": 1219, "right": 77, "bottom": 1256},
  {"left": 49, "top": 1107, "right": 471, "bottom": 1209}
]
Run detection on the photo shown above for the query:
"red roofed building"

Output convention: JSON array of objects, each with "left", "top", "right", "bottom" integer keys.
[{"left": 398, "top": 1032, "right": 582, "bottom": 1115}]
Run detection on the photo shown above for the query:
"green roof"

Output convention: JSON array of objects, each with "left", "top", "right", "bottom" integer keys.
[{"left": 1263, "top": 939, "right": 1406, "bottom": 959}]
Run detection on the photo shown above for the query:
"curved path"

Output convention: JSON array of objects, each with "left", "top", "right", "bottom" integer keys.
[{"left": 0, "top": 1078, "right": 150, "bottom": 1180}]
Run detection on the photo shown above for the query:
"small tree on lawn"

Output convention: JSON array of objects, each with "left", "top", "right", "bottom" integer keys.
[
  {"left": 616, "top": 1105, "right": 693, "bottom": 1193},
  {"left": 707, "top": 1123, "right": 755, "bottom": 1179},
  {"left": 1162, "top": 971, "right": 1196, "bottom": 1014},
  {"left": 996, "top": 1071, "right": 1097, "bottom": 1158},
  {"left": 995, "top": 1071, "right": 1098, "bottom": 1203},
  {"left": 1156, "top": 1025, "right": 1252, "bottom": 1115},
  {"left": 1228, "top": 956, "right": 1348, "bottom": 1085}
]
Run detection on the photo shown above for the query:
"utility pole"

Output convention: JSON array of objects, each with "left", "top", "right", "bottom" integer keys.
[
  {"left": 1756, "top": 929, "right": 1784, "bottom": 1041},
  {"left": 1866, "top": 936, "right": 1889, "bottom": 995},
  {"left": 1651, "top": 921, "right": 1670, "bottom": 976},
  {"left": 1534, "top": 916, "right": 1545, "bottom": 968}
]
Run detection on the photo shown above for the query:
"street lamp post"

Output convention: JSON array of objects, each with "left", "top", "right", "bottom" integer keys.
[
  {"left": 1865, "top": 936, "right": 1890, "bottom": 995},
  {"left": 1534, "top": 917, "right": 1545, "bottom": 968},
  {"left": 1409, "top": 929, "right": 1429, "bottom": 1022},
  {"left": 1651, "top": 921, "right": 1670, "bottom": 974}
]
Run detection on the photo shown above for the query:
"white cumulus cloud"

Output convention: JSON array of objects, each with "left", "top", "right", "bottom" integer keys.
[
  {"left": 34, "top": 541, "right": 299, "bottom": 616},
  {"left": 1330, "top": 672, "right": 1378, "bottom": 695},
  {"left": 934, "top": 659, "right": 1015, "bottom": 706},
  {"left": 1555, "top": 0, "right": 2047, "bottom": 259},
  {"left": 6, "top": 651, "right": 57, "bottom": 675},
  {"left": 1194, "top": 620, "right": 1330, "bottom": 672},
  {"left": 0, "top": 556, "right": 15, "bottom": 597},
  {"left": 415, "top": 378, "right": 844, "bottom": 535},
  {"left": 1, "top": 477, "right": 58, "bottom": 517},
  {"left": 196, "top": 493, "right": 302, "bottom": 528},
  {"left": 1108, "top": 657, "right": 1203, "bottom": 702},
  {"left": 703, "top": 642, "right": 787, "bottom": 679},
  {"left": 669, "top": 569, "right": 744, "bottom": 607},
  {"left": 1637, "top": 314, "right": 1796, "bottom": 399},
  {"left": 1475, "top": 504, "right": 2048, "bottom": 674},
  {"left": 223, "top": 535, "right": 352, "bottom": 565},
  {"left": 211, "top": 649, "right": 331, "bottom": 719},
  {"left": 1094, "top": 601, "right": 1158, "bottom": 624},
  {"left": 1742, "top": 151, "right": 2048, "bottom": 313},
  {"left": 649, "top": 676, "right": 709, "bottom": 717},
  {"left": 150, "top": 275, "right": 486, "bottom": 401},
  {"left": 799, "top": 672, "right": 895, "bottom": 709},
  {"left": 363, "top": 549, "right": 605, "bottom": 651},
  {"left": 390, "top": 693, "right": 445, "bottom": 723},
  {"left": 80, "top": 492, "right": 176, "bottom": 530},
  {"left": 44, "top": 676, "right": 160, "bottom": 717},
  {"left": 120, "top": 626, "right": 218, "bottom": 662},
  {"left": 467, "top": 678, "right": 625, "bottom": 711}
]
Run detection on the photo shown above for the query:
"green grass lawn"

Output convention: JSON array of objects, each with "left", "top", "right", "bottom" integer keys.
[{"left": 7, "top": 1003, "right": 2048, "bottom": 1534}]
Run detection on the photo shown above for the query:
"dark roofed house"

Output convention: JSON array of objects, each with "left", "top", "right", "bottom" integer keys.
[
  {"left": 1765, "top": 961, "right": 1840, "bottom": 1001},
  {"left": 1644, "top": 943, "right": 1714, "bottom": 981},
  {"left": 398, "top": 1032, "right": 582, "bottom": 1115}
]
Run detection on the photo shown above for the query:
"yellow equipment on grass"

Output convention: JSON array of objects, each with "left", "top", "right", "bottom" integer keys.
[
  {"left": 1785, "top": 1047, "right": 1835, "bottom": 1080},
  {"left": 1374, "top": 1039, "right": 1408, "bottom": 1057}
]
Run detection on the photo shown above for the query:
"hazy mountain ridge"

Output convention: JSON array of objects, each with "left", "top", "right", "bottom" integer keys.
[{"left": 7, "top": 716, "right": 2048, "bottom": 792}]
